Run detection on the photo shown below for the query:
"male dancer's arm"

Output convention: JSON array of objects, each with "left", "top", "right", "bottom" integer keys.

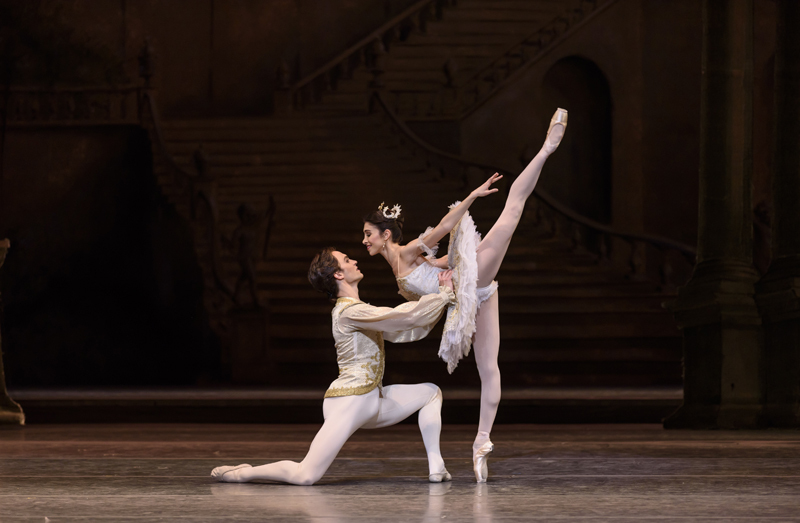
[{"left": 339, "top": 286, "right": 455, "bottom": 343}]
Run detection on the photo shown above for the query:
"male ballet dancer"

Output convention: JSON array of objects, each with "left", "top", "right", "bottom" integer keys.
[{"left": 211, "top": 247, "right": 456, "bottom": 485}]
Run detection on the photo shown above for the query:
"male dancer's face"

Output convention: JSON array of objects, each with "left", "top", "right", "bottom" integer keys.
[{"left": 332, "top": 251, "right": 363, "bottom": 285}]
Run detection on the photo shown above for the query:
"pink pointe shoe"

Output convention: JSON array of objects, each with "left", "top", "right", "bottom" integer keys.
[
  {"left": 473, "top": 440, "right": 494, "bottom": 483},
  {"left": 543, "top": 108, "right": 568, "bottom": 154}
]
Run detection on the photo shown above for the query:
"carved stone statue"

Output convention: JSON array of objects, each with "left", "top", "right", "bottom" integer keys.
[
  {"left": 0, "top": 239, "right": 24, "bottom": 425},
  {"left": 222, "top": 198, "right": 276, "bottom": 308}
]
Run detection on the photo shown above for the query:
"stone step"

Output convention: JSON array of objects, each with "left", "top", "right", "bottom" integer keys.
[
  {"left": 426, "top": 21, "right": 543, "bottom": 37},
  {"left": 267, "top": 294, "right": 673, "bottom": 316},
  {"left": 457, "top": 0, "right": 567, "bottom": 11},
  {"left": 266, "top": 319, "right": 677, "bottom": 340},
  {"left": 165, "top": 137, "right": 398, "bottom": 154}
]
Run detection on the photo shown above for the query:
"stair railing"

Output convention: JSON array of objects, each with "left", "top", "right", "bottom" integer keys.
[
  {"left": 445, "top": 0, "right": 622, "bottom": 119},
  {"left": 286, "top": 0, "right": 454, "bottom": 111},
  {"left": 4, "top": 84, "right": 140, "bottom": 127},
  {"left": 371, "top": 91, "right": 696, "bottom": 289}
]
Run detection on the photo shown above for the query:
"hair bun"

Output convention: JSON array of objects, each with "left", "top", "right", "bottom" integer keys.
[{"left": 395, "top": 215, "right": 405, "bottom": 229}]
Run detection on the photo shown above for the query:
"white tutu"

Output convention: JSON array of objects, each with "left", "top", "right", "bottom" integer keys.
[
  {"left": 397, "top": 204, "right": 497, "bottom": 373},
  {"left": 439, "top": 205, "right": 497, "bottom": 373}
]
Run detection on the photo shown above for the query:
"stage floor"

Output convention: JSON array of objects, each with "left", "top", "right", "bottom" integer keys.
[{"left": 1, "top": 423, "right": 799, "bottom": 521}]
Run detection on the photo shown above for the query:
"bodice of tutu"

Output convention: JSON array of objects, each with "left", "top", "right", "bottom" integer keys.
[{"left": 397, "top": 262, "right": 445, "bottom": 302}]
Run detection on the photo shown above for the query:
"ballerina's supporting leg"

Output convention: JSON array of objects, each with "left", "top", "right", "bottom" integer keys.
[
  {"left": 468, "top": 111, "right": 566, "bottom": 480},
  {"left": 473, "top": 291, "right": 501, "bottom": 436}
]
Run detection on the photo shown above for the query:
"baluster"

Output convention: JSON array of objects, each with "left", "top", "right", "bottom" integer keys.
[
  {"left": 571, "top": 223, "right": 583, "bottom": 253},
  {"left": 550, "top": 213, "right": 560, "bottom": 238},
  {"left": 274, "top": 60, "right": 293, "bottom": 114},
  {"left": 628, "top": 241, "right": 646, "bottom": 280},
  {"left": 415, "top": 10, "right": 427, "bottom": 35},
  {"left": 597, "top": 233, "right": 610, "bottom": 264},
  {"left": 370, "top": 39, "right": 387, "bottom": 89},
  {"left": 138, "top": 39, "right": 156, "bottom": 89},
  {"left": 659, "top": 250, "right": 677, "bottom": 293},
  {"left": 443, "top": 58, "right": 457, "bottom": 88},
  {"left": 419, "top": 4, "right": 435, "bottom": 34},
  {"left": 435, "top": 0, "right": 446, "bottom": 20}
]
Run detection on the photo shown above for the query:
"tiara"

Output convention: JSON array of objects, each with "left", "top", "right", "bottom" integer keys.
[{"left": 378, "top": 202, "right": 402, "bottom": 220}]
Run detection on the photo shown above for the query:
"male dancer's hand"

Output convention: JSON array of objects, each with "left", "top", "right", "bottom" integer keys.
[{"left": 438, "top": 269, "right": 454, "bottom": 291}]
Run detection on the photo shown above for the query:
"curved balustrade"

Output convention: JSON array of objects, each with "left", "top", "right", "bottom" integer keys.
[
  {"left": 5, "top": 85, "right": 140, "bottom": 126},
  {"left": 371, "top": 92, "right": 696, "bottom": 289},
  {"left": 287, "top": 0, "right": 452, "bottom": 110},
  {"left": 138, "top": 90, "right": 232, "bottom": 300}
]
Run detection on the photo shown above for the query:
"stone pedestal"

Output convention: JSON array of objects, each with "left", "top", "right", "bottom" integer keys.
[
  {"left": 754, "top": 0, "right": 800, "bottom": 427},
  {"left": 665, "top": 0, "right": 763, "bottom": 429},
  {"left": 0, "top": 239, "right": 24, "bottom": 425},
  {"left": 228, "top": 305, "right": 274, "bottom": 384}
]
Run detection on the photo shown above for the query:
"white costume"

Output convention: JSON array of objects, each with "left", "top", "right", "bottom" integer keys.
[
  {"left": 390, "top": 108, "right": 568, "bottom": 482},
  {"left": 397, "top": 206, "right": 498, "bottom": 373},
  {"left": 212, "top": 286, "right": 456, "bottom": 485}
]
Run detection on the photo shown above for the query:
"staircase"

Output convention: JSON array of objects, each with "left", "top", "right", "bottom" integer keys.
[
  {"left": 157, "top": 109, "right": 682, "bottom": 390},
  {"left": 152, "top": 0, "right": 682, "bottom": 391},
  {"left": 290, "top": 0, "right": 616, "bottom": 119}
]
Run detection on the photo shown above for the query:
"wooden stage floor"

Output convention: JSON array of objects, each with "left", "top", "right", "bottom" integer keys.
[{"left": 1, "top": 423, "right": 800, "bottom": 521}]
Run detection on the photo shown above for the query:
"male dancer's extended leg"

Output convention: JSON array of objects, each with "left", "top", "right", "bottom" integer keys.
[
  {"left": 362, "top": 383, "right": 446, "bottom": 476},
  {"left": 219, "top": 390, "right": 380, "bottom": 485}
]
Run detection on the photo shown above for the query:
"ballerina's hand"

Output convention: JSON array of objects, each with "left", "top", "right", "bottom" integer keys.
[
  {"left": 438, "top": 269, "right": 454, "bottom": 291},
  {"left": 471, "top": 173, "right": 503, "bottom": 199}
]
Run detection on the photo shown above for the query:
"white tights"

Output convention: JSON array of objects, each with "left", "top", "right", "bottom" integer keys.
[
  {"left": 471, "top": 135, "right": 559, "bottom": 446},
  {"left": 227, "top": 383, "right": 445, "bottom": 485}
]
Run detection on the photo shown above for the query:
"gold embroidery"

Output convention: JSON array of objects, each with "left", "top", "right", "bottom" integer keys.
[{"left": 396, "top": 276, "right": 422, "bottom": 301}]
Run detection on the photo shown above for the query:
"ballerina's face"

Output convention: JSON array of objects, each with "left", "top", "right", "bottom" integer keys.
[{"left": 362, "top": 222, "right": 387, "bottom": 256}]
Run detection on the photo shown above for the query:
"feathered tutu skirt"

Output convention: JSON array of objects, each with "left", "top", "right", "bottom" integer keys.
[{"left": 437, "top": 204, "right": 498, "bottom": 373}]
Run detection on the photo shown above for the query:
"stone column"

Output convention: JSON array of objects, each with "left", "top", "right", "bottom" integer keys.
[
  {"left": 754, "top": 0, "right": 800, "bottom": 427},
  {"left": 0, "top": 239, "right": 24, "bottom": 424},
  {"left": 665, "top": 0, "right": 762, "bottom": 429}
]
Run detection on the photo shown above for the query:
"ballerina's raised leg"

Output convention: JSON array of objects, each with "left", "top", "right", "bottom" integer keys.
[{"left": 470, "top": 109, "right": 568, "bottom": 482}]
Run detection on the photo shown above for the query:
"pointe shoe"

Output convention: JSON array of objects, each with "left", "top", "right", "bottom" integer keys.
[
  {"left": 544, "top": 108, "right": 568, "bottom": 154},
  {"left": 210, "top": 463, "right": 251, "bottom": 482},
  {"left": 429, "top": 469, "right": 453, "bottom": 483},
  {"left": 473, "top": 440, "right": 494, "bottom": 483}
]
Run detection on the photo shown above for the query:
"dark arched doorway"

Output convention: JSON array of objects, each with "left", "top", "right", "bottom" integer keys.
[{"left": 537, "top": 56, "right": 612, "bottom": 224}]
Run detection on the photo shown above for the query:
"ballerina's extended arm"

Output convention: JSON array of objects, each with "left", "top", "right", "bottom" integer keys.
[{"left": 409, "top": 173, "right": 502, "bottom": 255}]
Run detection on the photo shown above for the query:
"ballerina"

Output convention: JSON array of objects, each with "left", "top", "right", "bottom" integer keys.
[{"left": 362, "top": 108, "right": 568, "bottom": 482}]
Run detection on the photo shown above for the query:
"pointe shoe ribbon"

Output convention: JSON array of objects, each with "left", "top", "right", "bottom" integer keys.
[
  {"left": 473, "top": 441, "right": 494, "bottom": 483},
  {"left": 429, "top": 469, "right": 453, "bottom": 483},
  {"left": 544, "top": 108, "right": 568, "bottom": 154},
  {"left": 211, "top": 463, "right": 252, "bottom": 482}
]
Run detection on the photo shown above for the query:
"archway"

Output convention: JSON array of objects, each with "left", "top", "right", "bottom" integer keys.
[{"left": 537, "top": 56, "right": 612, "bottom": 224}]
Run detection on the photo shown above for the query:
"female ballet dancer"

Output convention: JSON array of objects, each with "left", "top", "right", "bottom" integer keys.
[
  {"left": 362, "top": 109, "right": 568, "bottom": 482},
  {"left": 211, "top": 248, "right": 456, "bottom": 485}
]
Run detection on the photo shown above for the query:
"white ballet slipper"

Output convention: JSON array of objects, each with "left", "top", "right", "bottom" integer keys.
[
  {"left": 210, "top": 463, "right": 251, "bottom": 482},
  {"left": 428, "top": 469, "right": 452, "bottom": 483}
]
